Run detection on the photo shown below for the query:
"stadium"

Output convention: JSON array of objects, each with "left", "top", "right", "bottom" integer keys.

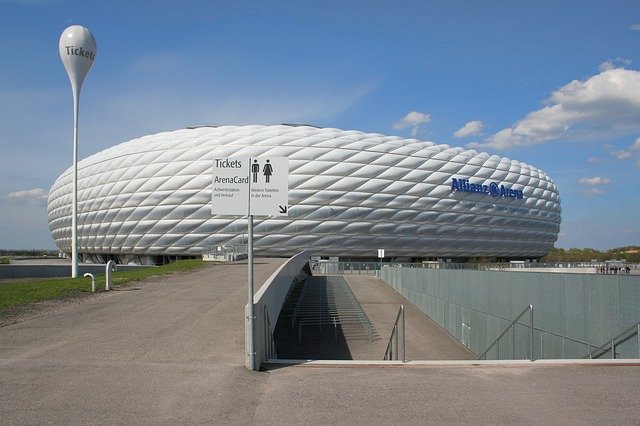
[{"left": 47, "top": 124, "right": 561, "bottom": 265}]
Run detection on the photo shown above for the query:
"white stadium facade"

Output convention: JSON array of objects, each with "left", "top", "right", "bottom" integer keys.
[{"left": 47, "top": 125, "right": 561, "bottom": 265}]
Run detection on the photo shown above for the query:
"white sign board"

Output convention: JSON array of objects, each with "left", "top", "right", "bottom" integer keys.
[
  {"left": 211, "top": 157, "right": 250, "bottom": 215},
  {"left": 248, "top": 157, "right": 289, "bottom": 216},
  {"left": 212, "top": 157, "right": 289, "bottom": 217},
  {"left": 378, "top": 249, "right": 385, "bottom": 258}
]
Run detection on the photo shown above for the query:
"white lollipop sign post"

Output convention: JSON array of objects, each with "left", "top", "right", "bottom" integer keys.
[{"left": 59, "top": 25, "right": 96, "bottom": 278}]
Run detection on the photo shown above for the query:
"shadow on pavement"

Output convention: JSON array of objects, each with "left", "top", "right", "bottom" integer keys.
[{"left": 273, "top": 320, "right": 353, "bottom": 360}]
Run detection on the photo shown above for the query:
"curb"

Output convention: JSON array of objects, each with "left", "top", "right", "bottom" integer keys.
[{"left": 263, "top": 358, "right": 640, "bottom": 368}]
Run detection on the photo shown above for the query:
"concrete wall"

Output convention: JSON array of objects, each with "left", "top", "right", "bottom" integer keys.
[
  {"left": 246, "top": 251, "right": 310, "bottom": 370},
  {"left": 0, "top": 264, "right": 147, "bottom": 279},
  {"left": 382, "top": 267, "right": 640, "bottom": 359}
]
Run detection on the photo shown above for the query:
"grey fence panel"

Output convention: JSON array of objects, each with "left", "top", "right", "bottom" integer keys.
[
  {"left": 617, "top": 279, "right": 640, "bottom": 358},
  {"left": 381, "top": 266, "right": 640, "bottom": 360},
  {"left": 563, "top": 335, "right": 582, "bottom": 359},
  {"left": 585, "top": 277, "right": 619, "bottom": 347},
  {"left": 532, "top": 274, "right": 560, "bottom": 335},
  {"left": 563, "top": 279, "right": 587, "bottom": 350},
  {"left": 443, "top": 299, "right": 451, "bottom": 334},
  {"left": 470, "top": 308, "right": 481, "bottom": 353},
  {"left": 514, "top": 322, "right": 530, "bottom": 359},
  {"left": 620, "top": 280, "right": 640, "bottom": 328},
  {"left": 484, "top": 315, "right": 499, "bottom": 358}
]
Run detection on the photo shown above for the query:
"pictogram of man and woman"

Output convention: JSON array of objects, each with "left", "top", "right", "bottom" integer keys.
[{"left": 251, "top": 159, "right": 274, "bottom": 184}]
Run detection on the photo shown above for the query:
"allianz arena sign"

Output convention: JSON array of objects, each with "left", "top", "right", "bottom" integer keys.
[{"left": 450, "top": 177, "right": 525, "bottom": 199}]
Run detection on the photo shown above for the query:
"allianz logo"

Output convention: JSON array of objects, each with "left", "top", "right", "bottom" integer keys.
[{"left": 450, "top": 177, "right": 524, "bottom": 199}]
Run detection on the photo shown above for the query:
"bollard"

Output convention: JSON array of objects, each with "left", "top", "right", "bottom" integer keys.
[
  {"left": 105, "top": 260, "right": 116, "bottom": 290},
  {"left": 83, "top": 272, "right": 96, "bottom": 292}
]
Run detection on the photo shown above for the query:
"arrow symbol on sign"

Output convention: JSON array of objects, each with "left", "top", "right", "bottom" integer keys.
[{"left": 279, "top": 205, "right": 288, "bottom": 214}]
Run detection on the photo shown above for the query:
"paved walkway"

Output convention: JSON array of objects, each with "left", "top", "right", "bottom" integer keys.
[
  {"left": 1, "top": 260, "right": 639, "bottom": 424},
  {"left": 344, "top": 274, "right": 476, "bottom": 360}
]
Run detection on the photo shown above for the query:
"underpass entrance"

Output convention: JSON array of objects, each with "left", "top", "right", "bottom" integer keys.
[
  {"left": 270, "top": 274, "right": 477, "bottom": 362},
  {"left": 273, "top": 276, "right": 378, "bottom": 360}
]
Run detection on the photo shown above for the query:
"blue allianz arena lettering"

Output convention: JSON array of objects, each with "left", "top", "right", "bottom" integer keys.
[{"left": 450, "top": 177, "right": 524, "bottom": 199}]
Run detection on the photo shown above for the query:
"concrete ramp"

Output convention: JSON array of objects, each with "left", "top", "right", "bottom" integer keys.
[{"left": 273, "top": 274, "right": 476, "bottom": 361}]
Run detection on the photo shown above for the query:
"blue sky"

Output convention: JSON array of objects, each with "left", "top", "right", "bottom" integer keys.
[{"left": 1, "top": 0, "right": 639, "bottom": 250}]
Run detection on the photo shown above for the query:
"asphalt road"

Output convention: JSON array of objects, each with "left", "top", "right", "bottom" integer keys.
[{"left": 1, "top": 260, "right": 639, "bottom": 424}]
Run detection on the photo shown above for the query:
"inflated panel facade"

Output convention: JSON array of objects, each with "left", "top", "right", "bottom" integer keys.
[{"left": 47, "top": 125, "right": 561, "bottom": 262}]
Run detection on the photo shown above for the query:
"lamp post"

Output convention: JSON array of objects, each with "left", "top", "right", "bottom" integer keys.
[{"left": 59, "top": 25, "right": 96, "bottom": 278}]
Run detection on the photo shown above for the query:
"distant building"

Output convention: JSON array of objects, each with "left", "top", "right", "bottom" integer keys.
[{"left": 48, "top": 125, "right": 561, "bottom": 264}]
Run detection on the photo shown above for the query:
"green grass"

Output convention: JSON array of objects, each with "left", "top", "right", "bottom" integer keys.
[{"left": 0, "top": 259, "right": 206, "bottom": 310}]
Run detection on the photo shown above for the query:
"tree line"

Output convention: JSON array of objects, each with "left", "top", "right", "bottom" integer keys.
[
  {"left": 542, "top": 246, "right": 640, "bottom": 263},
  {"left": 0, "top": 249, "right": 60, "bottom": 258}
]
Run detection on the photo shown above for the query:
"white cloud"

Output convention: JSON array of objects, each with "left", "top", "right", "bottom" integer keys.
[
  {"left": 454, "top": 120, "right": 484, "bottom": 138},
  {"left": 578, "top": 177, "right": 611, "bottom": 186},
  {"left": 627, "top": 138, "right": 640, "bottom": 168},
  {"left": 602, "top": 138, "right": 640, "bottom": 167},
  {"left": 599, "top": 61, "right": 614, "bottom": 72},
  {"left": 5, "top": 188, "right": 48, "bottom": 205},
  {"left": 394, "top": 111, "right": 431, "bottom": 130},
  {"left": 605, "top": 144, "right": 632, "bottom": 160},
  {"left": 580, "top": 187, "right": 605, "bottom": 197},
  {"left": 578, "top": 176, "right": 611, "bottom": 196},
  {"left": 393, "top": 111, "right": 430, "bottom": 137},
  {"left": 599, "top": 57, "right": 632, "bottom": 72},
  {"left": 630, "top": 23, "right": 640, "bottom": 31},
  {"left": 578, "top": 177, "right": 611, "bottom": 197},
  {"left": 475, "top": 68, "right": 640, "bottom": 150},
  {"left": 393, "top": 111, "right": 431, "bottom": 129}
]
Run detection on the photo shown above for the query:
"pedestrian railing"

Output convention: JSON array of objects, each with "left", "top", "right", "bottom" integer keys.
[
  {"left": 479, "top": 305, "right": 534, "bottom": 361},
  {"left": 289, "top": 276, "right": 374, "bottom": 344},
  {"left": 584, "top": 322, "right": 640, "bottom": 359},
  {"left": 263, "top": 305, "right": 277, "bottom": 359},
  {"left": 383, "top": 305, "right": 405, "bottom": 362}
]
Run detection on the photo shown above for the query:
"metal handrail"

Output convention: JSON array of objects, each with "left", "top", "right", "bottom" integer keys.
[
  {"left": 584, "top": 322, "right": 640, "bottom": 359},
  {"left": 264, "top": 305, "right": 277, "bottom": 360},
  {"left": 479, "top": 304, "right": 534, "bottom": 360},
  {"left": 383, "top": 305, "right": 405, "bottom": 362}
]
